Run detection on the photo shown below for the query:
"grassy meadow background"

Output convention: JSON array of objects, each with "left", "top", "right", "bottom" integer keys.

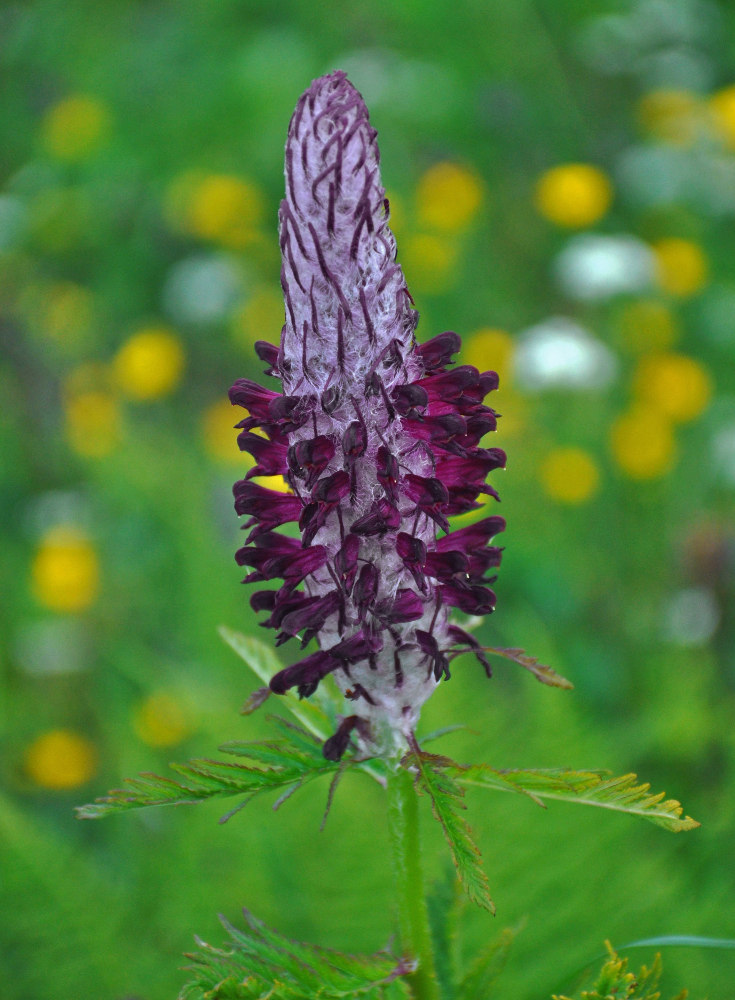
[{"left": 2, "top": 0, "right": 735, "bottom": 996}]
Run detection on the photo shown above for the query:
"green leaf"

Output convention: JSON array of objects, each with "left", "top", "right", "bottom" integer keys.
[
  {"left": 403, "top": 747, "right": 494, "bottom": 914},
  {"left": 552, "top": 942, "right": 686, "bottom": 1000},
  {"left": 76, "top": 737, "right": 341, "bottom": 820},
  {"left": 456, "top": 766, "right": 700, "bottom": 832},
  {"left": 480, "top": 646, "right": 573, "bottom": 689},
  {"left": 426, "top": 868, "right": 463, "bottom": 1000},
  {"left": 619, "top": 934, "right": 735, "bottom": 951},
  {"left": 219, "top": 628, "right": 388, "bottom": 786},
  {"left": 457, "top": 926, "right": 517, "bottom": 1000},
  {"left": 180, "top": 910, "right": 413, "bottom": 1000},
  {"left": 218, "top": 626, "right": 334, "bottom": 740}
]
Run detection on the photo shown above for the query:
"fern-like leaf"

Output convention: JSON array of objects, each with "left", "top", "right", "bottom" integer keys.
[
  {"left": 76, "top": 736, "right": 341, "bottom": 820},
  {"left": 180, "top": 910, "right": 412, "bottom": 1000},
  {"left": 403, "top": 744, "right": 494, "bottom": 913},
  {"left": 456, "top": 766, "right": 700, "bottom": 832}
]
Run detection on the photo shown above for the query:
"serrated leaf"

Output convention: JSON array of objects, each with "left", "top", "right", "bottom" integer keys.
[
  {"left": 403, "top": 748, "right": 494, "bottom": 913},
  {"left": 180, "top": 911, "right": 413, "bottom": 1000},
  {"left": 456, "top": 766, "right": 700, "bottom": 832},
  {"left": 76, "top": 739, "right": 342, "bottom": 819},
  {"left": 482, "top": 646, "right": 573, "bottom": 689}
]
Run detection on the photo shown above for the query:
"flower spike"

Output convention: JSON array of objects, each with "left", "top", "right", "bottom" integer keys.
[{"left": 231, "top": 71, "right": 505, "bottom": 759}]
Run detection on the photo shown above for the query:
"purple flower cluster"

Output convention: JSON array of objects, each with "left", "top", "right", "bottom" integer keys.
[{"left": 230, "top": 71, "right": 505, "bottom": 759}]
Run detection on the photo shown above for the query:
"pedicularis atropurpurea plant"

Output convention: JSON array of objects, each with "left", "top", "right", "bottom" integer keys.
[{"left": 79, "top": 72, "right": 699, "bottom": 1000}]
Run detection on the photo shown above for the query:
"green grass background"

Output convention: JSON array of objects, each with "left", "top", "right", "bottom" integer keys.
[{"left": 2, "top": 1, "right": 735, "bottom": 997}]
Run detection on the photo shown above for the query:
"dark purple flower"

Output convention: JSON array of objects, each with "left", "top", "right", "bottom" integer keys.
[{"left": 230, "top": 71, "right": 505, "bottom": 759}]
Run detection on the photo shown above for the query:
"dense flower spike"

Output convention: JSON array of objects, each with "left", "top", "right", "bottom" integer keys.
[{"left": 230, "top": 71, "right": 505, "bottom": 759}]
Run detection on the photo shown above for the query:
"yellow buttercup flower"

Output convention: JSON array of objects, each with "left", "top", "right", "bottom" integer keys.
[
  {"left": 540, "top": 447, "right": 600, "bottom": 504},
  {"left": 187, "top": 174, "right": 265, "bottom": 248},
  {"left": 114, "top": 326, "right": 185, "bottom": 400},
  {"left": 231, "top": 287, "right": 284, "bottom": 350},
  {"left": 617, "top": 299, "right": 679, "bottom": 354},
  {"left": 416, "top": 162, "right": 483, "bottom": 232},
  {"left": 610, "top": 405, "right": 676, "bottom": 479},
  {"left": 633, "top": 353, "right": 712, "bottom": 423},
  {"left": 401, "top": 233, "right": 457, "bottom": 294},
  {"left": 652, "top": 238, "right": 708, "bottom": 297},
  {"left": 32, "top": 526, "right": 100, "bottom": 613},
  {"left": 463, "top": 327, "right": 514, "bottom": 385},
  {"left": 534, "top": 164, "right": 612, "bottom": 228},
  {"left": 637, "top": 89, "right": 700, "bottom": 146},
  {"left": 133, "top": 691, "right": 192, "bottom": 748},
  {"left": 25, "top": 729, "right": 97, "bottom": 790},
  {"left": 708, "top": 84, "right": 735, "bottom": 147},
  {"left": 41, "top": 95, "right": 110, "bottom": 161}
]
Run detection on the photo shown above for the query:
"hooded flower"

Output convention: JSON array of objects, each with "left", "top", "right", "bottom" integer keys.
[{"left": 230, "top": 71, "right": 505, "bottom": 759}]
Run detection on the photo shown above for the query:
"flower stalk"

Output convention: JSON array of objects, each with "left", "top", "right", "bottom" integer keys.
[{"left": 386, "top": 762, "right": 440, "bottom": 1000}]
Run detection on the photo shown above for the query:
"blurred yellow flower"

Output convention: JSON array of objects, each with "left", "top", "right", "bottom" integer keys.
[
  {"left": 32, "top": 526, "right": 100, "bottom": 613},
  {"left": 540, "top": 447, "right": 600, "bottom": 504},
  {"left": 610, "top": 405, "right": 676, "bottom": 479},
  {"left": 534, "top": 164, "right": 612, "bottom": 228},
  {"left": 202, "top": 397, "right": 241, "bottom": 464},
  {"left": 416, "top": 162, "right": 483, "bottom": 232},
  {"left": 25, "top": 729, "right": 97, "bottom": 790},
  {"left": 463, "top": 327, "right": 514, "bottom": 385},
  {"left": 652, "top": 238, "right": 708, "bottom": 297},
  {"left": 258, "top": 474, "right": 292, "bottom": 493},
  {"left": 401, "top": 233, "right": 457, "bottom": 294},
  {"left": 65, "top": 390, "right": 123, "bottom": 458},
  {"left": 133, "top": 691, "right": 192, "bottom": 748},
  {"left": 114, "top": 326, "right": 185, "bottom": 400},
  {"left": 202, "top": 398, "right": 291, "bottom": 489},
  {"left": 617, "top": 299, "right": 679, "bottom": 354},
  {"left": 231, "top": 287, "right": 284, "bottom": 350},
  {"left": 633, "top": 352, "right": 713, "bottom": 423},
  {"left": 636, "top": 89, "right": 700, "bottom": 146},
  {"left": 41, "top": 95, "right": 111, "bottom": 161},
  {"left": 167, "top": 172, "right": 265, "bottom": 248},
  {"left": 708, "top": 84, "right": 735, "bottom": 147}
]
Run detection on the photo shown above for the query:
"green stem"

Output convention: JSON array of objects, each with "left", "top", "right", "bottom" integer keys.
[{"left": 386, "top": 762, "right": 441, "bottom": 1000}]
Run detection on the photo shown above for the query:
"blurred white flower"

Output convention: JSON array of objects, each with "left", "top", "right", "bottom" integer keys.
[
  {"left": 13, "top": 619, "right": 89, "bottom": 676},
  {"left": 513, "top": 317, "right": 618, "bottom": 391},
  {"left": 664, "top": 586, "right": 720, "bottom": 646},
  {"left": 0, "top": 195, "right": 26, "bottom": 250},
  {"left": 554, "top": 234, "right": 654, "bottom": 301},
  {"left": 711, "top": 422, "right": 735, "bottom": 486},
  {"left": 162, "top": 254, "right": 244, "bottom": 325},
  {"left": 616, "top": 144, "right": 691, "bottom": 206}
]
